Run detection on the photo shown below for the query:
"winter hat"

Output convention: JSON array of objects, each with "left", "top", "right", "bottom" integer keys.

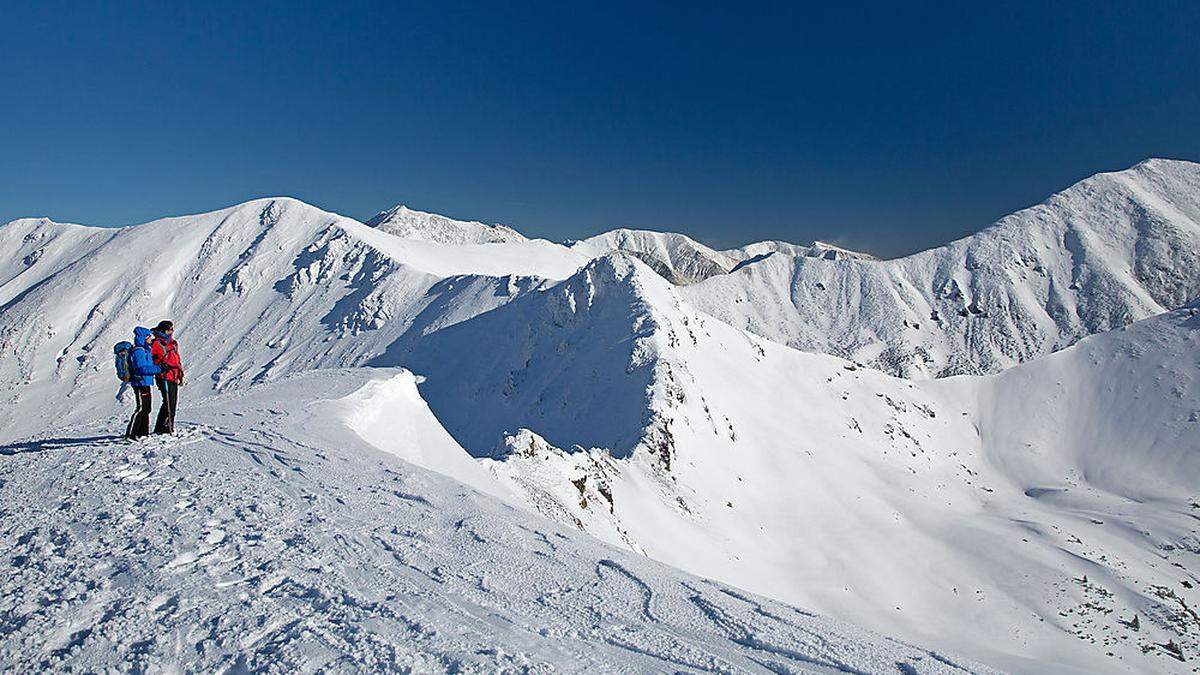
[{"left": 154, "top": 320, "right": 174, "bottom": 333}]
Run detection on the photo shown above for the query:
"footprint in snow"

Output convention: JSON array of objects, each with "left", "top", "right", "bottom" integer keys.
[
  {"left": 146, "top": 593, "right": 179, "bottom": 614},
  {"left": 113, "top": 464, "right": 152, "bottom": 482},
  {"left": 166, "top": 550, "right": 200, "bottom": 571}
]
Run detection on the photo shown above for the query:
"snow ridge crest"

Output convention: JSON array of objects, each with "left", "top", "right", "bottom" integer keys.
[{"left": 366, "top": 204, "right": 526, "bottom": 245}]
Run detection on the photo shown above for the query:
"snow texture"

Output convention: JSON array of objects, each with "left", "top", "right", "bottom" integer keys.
[{"left": 0, "top": 370, "right": 992, "bottom": 674}]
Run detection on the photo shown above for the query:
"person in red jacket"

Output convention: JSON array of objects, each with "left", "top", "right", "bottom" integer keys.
[{"left": 150, "top": 320, "right": 184, "bottom": 434}]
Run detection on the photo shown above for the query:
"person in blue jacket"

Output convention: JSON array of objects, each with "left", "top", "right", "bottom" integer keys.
[{"left": 125, "top": 326, "right": 163, "bottom": 439}]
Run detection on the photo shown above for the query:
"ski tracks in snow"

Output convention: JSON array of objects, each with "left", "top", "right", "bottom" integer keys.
[{"left": 0, "top": 396, "right": 993, "bottom": 673}]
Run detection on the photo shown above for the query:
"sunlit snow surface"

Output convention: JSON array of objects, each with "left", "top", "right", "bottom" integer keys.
[
  {"left": 1, "top": 159, "right": 1198, "bottom": 672},
  {"left": 0, "top": 371, "right": 992, "bottom": 673}
]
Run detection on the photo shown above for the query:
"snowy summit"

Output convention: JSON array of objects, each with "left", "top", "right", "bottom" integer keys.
[{"left": 367, "top": 204, "right": 527, "bottom": 245}]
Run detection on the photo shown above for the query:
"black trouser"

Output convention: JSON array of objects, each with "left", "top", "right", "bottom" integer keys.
[
  {"left": 125, "top": 386, "right": 153, "bottom": 439},
  {"left": 155, "top": 378, "right": 178, "bottom": 434}
]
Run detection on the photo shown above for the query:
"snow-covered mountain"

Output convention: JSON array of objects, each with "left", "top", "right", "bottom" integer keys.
[
  {"left": 684, "top": 159, "right": 1200, "bottom": 377},
  {"left": 569, "top": 228, "right": 877, "bottom": 286},
  {"left": 366, "top": 204, "right": 526, "bottom": 244},
  {"left": 392, "top": 253, "right": 1200, "bottom": 671},
  {"left": 564, "top": 161, "right": 1200, "bottom": 378},
  {"left": 0, "top": 201, "right": 994, "bottom": 672},
  {"left": 2, "top": 159, "right": 1198, "bottom": 672},
  {"left": 0, "top": 198, "right": 587, "bottom": 438}
]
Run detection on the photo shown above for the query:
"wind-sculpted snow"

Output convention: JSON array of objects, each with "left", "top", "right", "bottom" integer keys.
[
  {"left": 0, "top": 369, "right": 990, "bottom": 674},
  {"left": 936, "top": 300, "right": 1200, "bottom": 499},
  {"left": 684, "top": 158, "right": 1200, "bottom": 377}
]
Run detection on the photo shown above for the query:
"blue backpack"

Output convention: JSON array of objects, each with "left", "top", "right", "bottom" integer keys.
[{"left": 114, "top": 341, "right": 133, "bottom": 382}]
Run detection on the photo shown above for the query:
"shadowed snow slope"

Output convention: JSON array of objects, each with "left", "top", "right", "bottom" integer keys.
[
  {"left": 0, "top": 369, "right": 991, "bottom": 673},
  {"left": 684, "top": 158, "right": 1200, "bottom": 377},
  {"left": 405, "top": 254, "right": 681, "bottom": 460}
]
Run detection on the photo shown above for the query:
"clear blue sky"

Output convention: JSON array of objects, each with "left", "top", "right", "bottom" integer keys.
[{"left": 2, "top": 1, "right": 1198, "bottom": 257}]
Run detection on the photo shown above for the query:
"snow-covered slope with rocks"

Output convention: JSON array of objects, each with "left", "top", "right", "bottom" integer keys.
[
  {"left": 367, "top": 204, "right": 526, "bottom": 244},
  {"left": 684, "top": 159, "right": 1200, "bottom": 377},
  {"left": 391, "top": 253, "right": 1200, "bottom": 672},
  {"left": 2, "top": 204, "right": 992, "bottom": 671},
  {"left": 0, "top": 369, "right": 990, "bottom": 673}
]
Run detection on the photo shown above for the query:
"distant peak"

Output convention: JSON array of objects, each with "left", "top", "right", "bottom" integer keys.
[
  {"left": 365, "top": 203, "right": 418, "bottom": 226},
  {"left": 367, "top": 203, "right": 527, "bottom": 245},
  {"left": 1070, "top": 157, "right": 1200, "bottom": 189},
  {"left": 1131, "top": 157, "right": 1199, "bottom": 170}
]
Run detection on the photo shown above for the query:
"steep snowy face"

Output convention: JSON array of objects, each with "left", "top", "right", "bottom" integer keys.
[
  {"left": 685, "top": 158, "right": 1200, "bottom": 377},
  {"left": 367, "top": 204, "right": 526, "bottom": 244},
  {"left": 404, "top": 253, "right": 686, "bottom": 465},
  {"left": 0, "top": 199, "right": 568, "bottom": 437}
]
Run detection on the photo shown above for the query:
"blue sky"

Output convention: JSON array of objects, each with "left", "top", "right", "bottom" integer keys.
[{"left": 2, "top": 1, "right": 1198, "bottom": 257}]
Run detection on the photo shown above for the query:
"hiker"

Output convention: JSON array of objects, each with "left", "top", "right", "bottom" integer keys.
[
  {"left": 124, "top": 327, "right": 162, "bottom": 439},
  {"left": 150, "top": 320, "right": 184, "bottom": 435}
]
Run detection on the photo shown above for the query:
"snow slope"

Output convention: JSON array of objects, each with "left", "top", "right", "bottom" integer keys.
[
  {"left": 0, "top": 368, "right": 990, "bottom": 673},
  {"left": 367, "top": 204, "right": 526, "bottom": 244},
  {"left": 389, "top": 255, "right": 1199, "bottom": 672},
  {"left": 0, "top": 198, "right": 586, "bottom": 438},
  {"left": 683, "top": 159, "right": 1200, "bottom": 377}
]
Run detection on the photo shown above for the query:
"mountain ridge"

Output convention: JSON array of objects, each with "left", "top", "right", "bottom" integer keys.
[
  {"left": 8, "top": 158, "right": 1196, "bottom": 259},
  {"left": 366, "top": 203, "right": 526, "bottom": 245},
  {"left": 684, "top": 157, "right": 1200, "bottom": 376},
  {"left": 2, "top": 160, "right": 1199, "bottom": 671}
]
